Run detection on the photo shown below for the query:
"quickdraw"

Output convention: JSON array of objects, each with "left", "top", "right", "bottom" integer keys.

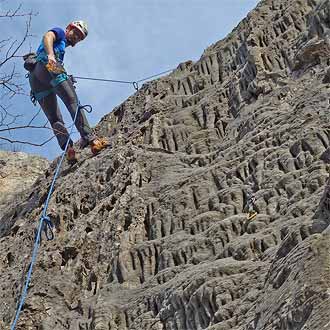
[{"left": 244, "top": 194, "right": 257, "bottom": 220}]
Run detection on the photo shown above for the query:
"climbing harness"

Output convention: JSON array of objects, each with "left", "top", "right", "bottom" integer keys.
[
  {"left": 50, "top": 72, "right": 69, "bottom": 87},
  {"left": 28, "top": 71, "right": 69, "bottom": 106},
  {"left": 10, "top": 102, "right": 92, "bottom": 330},
  {"left": 30, "top": 88, "right": 54, "bottom": 105}
]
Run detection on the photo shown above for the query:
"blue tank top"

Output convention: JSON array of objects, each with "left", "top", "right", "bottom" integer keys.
[{"left": 36, "top": 27, "right": 67, "bottom": 63}]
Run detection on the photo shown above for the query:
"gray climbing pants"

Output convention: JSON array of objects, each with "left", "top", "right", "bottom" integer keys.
[{"left": 29, "top": 62, "right": 95, "bottom": 150}]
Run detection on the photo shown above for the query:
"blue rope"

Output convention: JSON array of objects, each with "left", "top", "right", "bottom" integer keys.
[{"left": 10, "top": 102, "right": 86, "bottom": 330}]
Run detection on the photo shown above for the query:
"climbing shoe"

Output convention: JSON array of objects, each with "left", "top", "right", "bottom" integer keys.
[
  {"left": 79, "top": 137, "right": 89, "bottom": 149},
  {"left": 90, "top": 137, "right": 110, "bottom": 155},
  {"left": 66, "top": 146, "right": 78, "bottom": 165}
]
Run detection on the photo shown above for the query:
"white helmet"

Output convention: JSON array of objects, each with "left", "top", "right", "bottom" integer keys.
[{"left": 67, "top": 20, "right": 88, "bottom": 39}]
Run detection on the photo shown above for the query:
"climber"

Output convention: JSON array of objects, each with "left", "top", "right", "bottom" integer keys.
[
  {"left": 26, "top": 21, "right": 108, "bottom": 163},
  {"left": 243, "top": 194, "right": 257, "bottom": 220}
]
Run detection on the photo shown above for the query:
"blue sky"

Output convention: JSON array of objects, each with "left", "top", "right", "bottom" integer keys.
[{"left": 0, "top": 0, "right": 259, "bottom": 160}]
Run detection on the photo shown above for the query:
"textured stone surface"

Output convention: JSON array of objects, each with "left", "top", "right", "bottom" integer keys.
[
  {"left": 0, "top": 150, "right": 48, "bottom": 218},
  {"left": 2, "top": 0, "right": 330, "bottom": 329}
]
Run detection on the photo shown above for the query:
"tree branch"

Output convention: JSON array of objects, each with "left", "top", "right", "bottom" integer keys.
[
  {"left": 0, "top": 135, "right": 55, "bottom": 147},
  {"left": 0, "top": 4, "right": 36, "bottom": 18}
]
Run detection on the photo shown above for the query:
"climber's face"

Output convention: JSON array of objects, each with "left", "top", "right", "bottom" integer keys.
[{"left": 65, "top": 28, "right": 84, "bottom": 47}]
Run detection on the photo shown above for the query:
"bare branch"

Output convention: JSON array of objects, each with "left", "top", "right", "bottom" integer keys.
[
  {"left": 0, "top": 4, "right": 36, "bottom": 18},
  {"left": 0, "top": 14, "right": 32, "bottom": 67},
  {"left": 0, "top": 124, "right": 57, "bottom": 133},
  {"left": 0, "top": 135, "right": 55, "bottom": 147},
  {"left": 0, "top": 37, "right": 11, "bottom": 47},
  {"left": 27, "top": 107, "right": 43, "bottom": 126},
  {"left": 0, "top": 4, "right": 48, "bottom": 149},
  {"left": 0, "top": 103, "right": 21, "bottom": 126}
]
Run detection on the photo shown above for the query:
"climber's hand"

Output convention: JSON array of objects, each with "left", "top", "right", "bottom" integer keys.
[
  {"left": 47, "top": 54, "right": 57, "bottom": 66},
  {"left": 46, "top": 56, "right": 65, "bottom": 74}
]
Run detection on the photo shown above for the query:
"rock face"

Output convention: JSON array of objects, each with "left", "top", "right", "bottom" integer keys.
[
  {"left": 2, "top": 0, "right": 330, "bottom": 329},
  {"left": 0, "top": 151, "right": 48, "bottom": 218}
]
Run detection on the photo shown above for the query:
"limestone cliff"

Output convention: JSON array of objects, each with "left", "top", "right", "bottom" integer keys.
[
  {"left": 1, "top": 0, "right": 330, "bottom": 329},
  {"left": 0, "top": 151, "right": 48, "bottom": 220}
]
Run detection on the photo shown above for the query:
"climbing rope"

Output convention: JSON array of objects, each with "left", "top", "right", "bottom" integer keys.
[
  {"left": 10, "top": 103, "right": 91, "bottom": 330},
  {"left": 74, "top": 68, "right": 174, "bottom": 90}
]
